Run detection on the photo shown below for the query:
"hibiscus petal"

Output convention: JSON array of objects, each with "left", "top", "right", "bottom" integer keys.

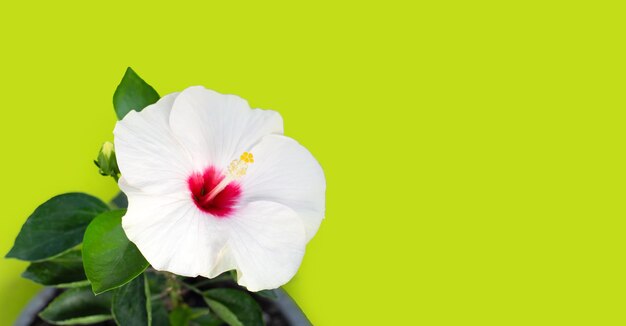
[
  {"left": 120, "top": 178, "right": 230, "bottom": 278},
  {"left": 114, "top": 93, "right": 193, "bottom": 195},
  {"left": 241, "top": 135, "right": 326, "bottom": 242},
  {"left": 169, "top": 86, "right": 283, "bottom": 171},
  {"left": 225, "top": 201, "right": 306, "bottom": 291},
  {"left": 116, "top": 87, "right": 324, "bottom": 290}
]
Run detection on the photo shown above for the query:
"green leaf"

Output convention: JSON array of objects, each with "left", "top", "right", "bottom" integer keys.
[
  {"left": 169, "top": 305, "right": 192, "bottom": 326},
  {"left": 147, "top": 273, "right": 169, "bottom": 326},
  {"left": 83, "top": 209, "right": 149, "bottom": 294},
  {"left": 190, "top": 308, "right": 222, "bottom": 326},
  {"left": 22, "top": 249, "right": 89, "bottom": 287},
  {"left": 6, "top": 193, "right": 109, "bottom": 261},
  {"left": 204, "top": 299, "right": 240, "bottom": 326},
  {"left": 203, "top": 289, "right": 263, "bottom": 326},
  {"left": 147, "top": 272, "right": 168, "bottom": 297},
  {"left": 112, "top": 273, "right": 151, "bottom": 326},
  {"left": 151, "top": 298, "right": 170, "bottom": 326},
  {"left": 113, "top": 67, "right": 160, "bottom": 119},
  {"left": 39, "top": 287, "right": 113, "bottom": 325}
]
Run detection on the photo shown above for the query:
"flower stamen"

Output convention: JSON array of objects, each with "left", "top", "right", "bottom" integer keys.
[{"left": 204, "top": 152, "right": 254, "bottom": 202}]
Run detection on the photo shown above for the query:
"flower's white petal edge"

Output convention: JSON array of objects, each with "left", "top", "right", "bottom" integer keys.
[
  {"left": 225, "top": 201, "right": 306, "bottom": 291},
  {"left": 242, "top": 134, "right": 326, "bottom": 242},
  {"left": 120, "top": 177, "right": 230, "bottom": 277},
  {"left": 169, "top": 86, "right": 284, "bottom": 171},
  {"left": 114, "top": 92, "right": 193, "bottom": 196}
]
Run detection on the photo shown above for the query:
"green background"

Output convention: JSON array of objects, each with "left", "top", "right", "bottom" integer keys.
[{"left": 1, "top": 1, "right": 624, "bottom": 325}]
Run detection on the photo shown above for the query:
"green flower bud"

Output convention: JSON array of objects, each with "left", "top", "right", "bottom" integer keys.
[{"left": 94, "top": 141, "right": 120, "bottom": 181}]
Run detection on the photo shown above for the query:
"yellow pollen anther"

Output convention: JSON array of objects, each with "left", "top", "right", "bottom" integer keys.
[
  {"left": 240, "top": 152, "right": 254, "bottom": 163},
  {"left": 228, "top": 152, "right": 254, "bottom": 179}
]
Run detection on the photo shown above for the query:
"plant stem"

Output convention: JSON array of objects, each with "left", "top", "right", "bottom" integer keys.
[{"left": 179, "top": 281, "right": 203, "bottom": 295}]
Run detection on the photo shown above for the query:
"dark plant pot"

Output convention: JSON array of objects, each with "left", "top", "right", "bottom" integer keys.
[{"left": 15, "top": 287, "right": 312, "bottom": 326}]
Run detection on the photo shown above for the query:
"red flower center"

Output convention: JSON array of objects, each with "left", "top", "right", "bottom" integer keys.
[{"left": 188, "top": 167, "right": 241, "bottom": 217}]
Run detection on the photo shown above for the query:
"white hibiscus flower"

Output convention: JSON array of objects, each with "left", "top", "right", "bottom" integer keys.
[{"left": 113, "top": 86, "right": 325, "bottom": 291}]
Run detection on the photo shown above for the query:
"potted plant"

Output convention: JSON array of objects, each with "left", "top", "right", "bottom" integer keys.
[{"left": 7, "top": 68, "right": 326, "bottom": 326}]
